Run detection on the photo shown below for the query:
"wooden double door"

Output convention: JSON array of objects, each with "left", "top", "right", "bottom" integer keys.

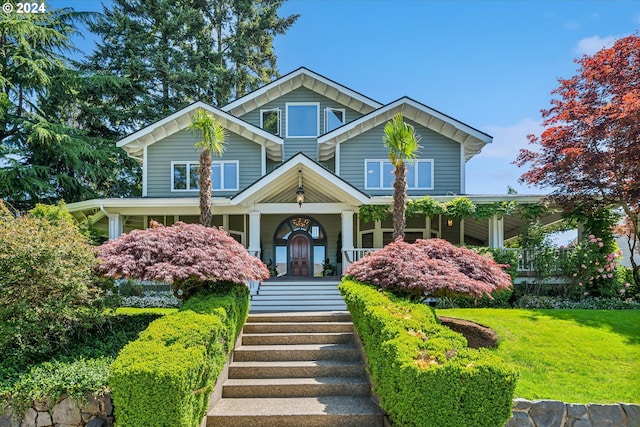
[{"left": 289, "top": 233, "right": 310, "bottom": 277}]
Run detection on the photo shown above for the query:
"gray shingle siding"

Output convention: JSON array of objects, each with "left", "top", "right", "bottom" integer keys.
[
  {"left": 146, "top": 129, "right": 262, "bottom": 197},
  {"left": 339, "top": 120, "right": 461, "bottom": 196},
  {"left": 238, "top": 87, "right": 364, "bottom": 162}
]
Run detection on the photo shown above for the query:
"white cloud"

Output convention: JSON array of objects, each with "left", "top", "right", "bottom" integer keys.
[
  {"left": 564, "top": 20, "right": 580, "bottom": 31},
  {"left": 574, "top": 35, "right": 617, "bottom": 56}
]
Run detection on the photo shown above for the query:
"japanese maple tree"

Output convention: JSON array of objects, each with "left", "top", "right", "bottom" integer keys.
[
  {"left": 345, "top": 238, "right": 512, "bottom": 300},
  {"left": 516, "top": 35, "right": 640, "bottom": 287},
  {"left": 97, "top": 221, "right": 269, "bottom": 300}
]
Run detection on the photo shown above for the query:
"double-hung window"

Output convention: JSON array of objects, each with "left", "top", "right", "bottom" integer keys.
[
  {"left": 172, "top": 161, "right": 239, "bottom": 191},
  {"left": 365, "top": 159, "right": 434, "bottom": 190},
  {"left": 286, "top": 102, "right": 319, "bottom": 138}
]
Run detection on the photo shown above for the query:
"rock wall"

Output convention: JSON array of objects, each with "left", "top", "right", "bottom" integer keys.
[
  {"left": 0, "top": 394, "right": 112, "bottom": 427},
  {"left": 506, "top": 399, "right": 640, "bottom": 427}
]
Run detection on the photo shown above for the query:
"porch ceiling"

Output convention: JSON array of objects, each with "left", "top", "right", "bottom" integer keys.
[{"left": 253, "top": 165, "right": 343, "bottom": 204}]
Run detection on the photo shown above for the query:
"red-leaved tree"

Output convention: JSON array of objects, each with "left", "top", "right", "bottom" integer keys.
[
  {"left": 516, "top": 35, "right": 640, "bottom": 287},
  {"left": 345, "top": 239, "right": 512, "bottom": 300},
  {"left": 97, "top": 222, "right": 269, "bottom": 300}
]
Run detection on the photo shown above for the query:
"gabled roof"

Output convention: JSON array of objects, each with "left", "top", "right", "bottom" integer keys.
[
  {"left": 221, "top": 67, "right": 383, "bottom": 117},
  {"left": 317, "top": 97, "right": 493, "bottom": 162},
  {"left": 117, "top": 101, "right": 284, "bottom": 161},
  {"left": 232, "top": 152, "right": 370, "bottom": 206}
]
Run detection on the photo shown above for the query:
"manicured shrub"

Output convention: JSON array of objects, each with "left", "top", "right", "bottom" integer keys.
[
  {"left": 109, "top": 284, "right": 249, "bottom": 427},
  {"left": 345, "top": 238, "right": 512, "bottom": 300},
  {"left": 456, "top": 247, "right": 518, "bottom": 307},
  {"left": 340, "top": 279, "right": 517, "bottom": 427},
  {"left": 97, "top": 221, "right": 269, "bottom": 300},
  {"left": 0, "top": 201, "right": 102, "bottom": 363}
]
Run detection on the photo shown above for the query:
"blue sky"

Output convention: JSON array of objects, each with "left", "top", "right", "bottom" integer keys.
[{"left": 51, "top": 0, "right": 640, "bottom": 195}]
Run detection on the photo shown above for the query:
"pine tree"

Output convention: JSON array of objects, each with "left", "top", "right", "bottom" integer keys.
[{"left": 82, "top": 0, "right": 298, "bottom": 134}]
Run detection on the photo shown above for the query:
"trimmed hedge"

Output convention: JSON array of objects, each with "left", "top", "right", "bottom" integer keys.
[
  {"left": 339, "top": 279, "right": 517, "bottom": 427},
  {"left": 109, "top": 284, "right": 249, "bottom": 427}
]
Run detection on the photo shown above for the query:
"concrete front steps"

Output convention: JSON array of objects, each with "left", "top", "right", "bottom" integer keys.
[
  {"left": 206, "top": 312, "right": 383, "bottom": 427},
  {"left": 250, "top": 280, "right": 347, "bottom": 312}
]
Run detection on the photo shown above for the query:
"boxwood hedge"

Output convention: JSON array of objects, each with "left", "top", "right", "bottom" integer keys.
[
  {"left": 109, "top": 283, "right": 249, "bottom": 427},
  {"left": 339, "top": 279, "right": 517, "bottom": 427}
]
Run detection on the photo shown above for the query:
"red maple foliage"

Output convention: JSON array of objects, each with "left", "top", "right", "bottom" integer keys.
[
  {"left": 516, "top": 35, "right": 640, "bottom": 273},
  {"left": 97, "top": 221, "right": 269, "bottom": 299},
  {"left": 345, "top": 239, "right": 512, "bottom": 300}
]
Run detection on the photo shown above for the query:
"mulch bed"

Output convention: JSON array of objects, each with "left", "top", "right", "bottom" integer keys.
[{"left": 437, "top": 316, "right": 499, "bottom": 349}]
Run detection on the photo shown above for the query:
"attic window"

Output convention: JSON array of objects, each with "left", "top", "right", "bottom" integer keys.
[
  {"left": 286, "top": 102, "right": 319, "bottom": 138},
  {"left": 325, "top": 107, "right": 345, "bottom": 132},
  {"left": 260, "top": 108, "right": 280, "bottom": 136}
]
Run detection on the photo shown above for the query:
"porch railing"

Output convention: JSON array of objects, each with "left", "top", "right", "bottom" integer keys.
[{"left": 343, "top": 248, "right": 383, "bottom": 264}]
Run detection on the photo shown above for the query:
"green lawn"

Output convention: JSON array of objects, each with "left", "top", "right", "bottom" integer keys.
[{"left": 438, "top": 308, "right": 640, "bottom": 404}]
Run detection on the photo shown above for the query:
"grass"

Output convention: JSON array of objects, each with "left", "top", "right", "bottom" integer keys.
[{"left": 437, "top": 308, "right": 640, "bottom": 404}]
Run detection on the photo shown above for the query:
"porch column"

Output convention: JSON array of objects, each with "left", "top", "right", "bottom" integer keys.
[
  {"left": 341, "top": 210, "right": 355, "bottom": 270},
  {"left": 248, "top": 210, "right": 261, "bottom": 257},
  {"left": 108, "top": 214, "right": 123, "bottom": 240},
  {"left": 488, "top": 215, "right": 504, "bottom": 248}
]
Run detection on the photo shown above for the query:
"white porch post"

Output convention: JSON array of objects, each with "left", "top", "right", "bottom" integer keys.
[
  {"left": 101, "top": 205, "right": 123, "bottom": 239},
  {"left": 488, "top": 215, "right": 504, "bottom": 248},
  {"left": 248, "top": 211, "right": 261, "bottom": 257},
  {"left": 341, "top": 210, "right": 355, "bottom": 270},
  {"left": 108, "top": 215, "right": 123, "bottom": 240}
]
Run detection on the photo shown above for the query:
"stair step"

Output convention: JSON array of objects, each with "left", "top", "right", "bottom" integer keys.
[
  {"left": 228, "top": 360, "right": 365, "bottom": 379},
  {"left": 243, "top": 322, "right": 353, "bottom": 333},
  {"left": 250, "top": 304, "right": 347, "bottom": 312},
  {"left": 207, "top": 396, "right": 383, "bottom": 427},
  {"left": 252, "top": 294, "right": 344, "bottom": 301},
  {"left": 258, "top": 284, "right": 340, "bottom": 290},
  {"left": 258, "top": 289, "right": 342, "bottom": 295},
  {"left": 222, "top": 377, "right": 371, "bottom": 398},
  {"left": 247, "top": 312, "right": 351, "bottom": 323},
  {"left": 242, "top": 332, "right": 354, "bottom": 345},
  {"left": 233, "top": 344, "right": 361, "bottom": 362}
]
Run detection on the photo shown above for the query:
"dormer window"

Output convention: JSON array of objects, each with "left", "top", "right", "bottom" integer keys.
[
  {"left": 286, "top": 102, "right": 319, "bottom": 138},
  {"left": 325, "top": 107, "right": 345, "bottom": 132},
  {"left": 260, "top": 108, "right": 280, "bottom": 136}
]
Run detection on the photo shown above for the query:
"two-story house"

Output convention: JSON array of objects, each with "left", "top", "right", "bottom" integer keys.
[{"left": 69, "top": 67, "right": 556, "bottom": 277}]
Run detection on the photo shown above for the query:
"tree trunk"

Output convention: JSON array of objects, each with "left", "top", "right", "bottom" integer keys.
[
  {"left": 392, "top": 162, "right": 407, "bottom": 241},
  {"left": 199, "top": 148, "right": 212, "bottom": 227}
]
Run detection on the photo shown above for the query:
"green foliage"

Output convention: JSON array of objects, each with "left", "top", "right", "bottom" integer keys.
[
  {"left": 406, "top": 196, "right": 445, "bottom": 218},
  {"left": 473, "top": 201, "right": 519, "bottom": 220},
  {"left": 339, "top": 279, "right": 517, "bottom": 427},
  {"left": 445, "top": 196, "right": 476, "bottom": 220},
  {"left": 358, "top": 204, "right": 389, "bottom": 223},
  {"left": 109, "top": 285, "right": 249, "bottom": 427},
  {"left": 0, "top": 206, "right": 102, "bottom": 363},
  {"left": 0, "top": 310, "right": 162, "bottom": 413}
]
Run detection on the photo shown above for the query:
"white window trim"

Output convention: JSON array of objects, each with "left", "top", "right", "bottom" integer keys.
[
  {"left": 285, "top": 102, "right": 320, "bottom": 138},
  {"left": 364, "top": 159, "right": 435, "bottom": 190},
  {"left": 171, "top": 160, "right": 240, "bottom": 192},
  {"left": 171, "top": 161, "right": 199, "bottom": 192},
  {"left": 324, "top": 107, "right": 345, "bottom": 133},
  {"left": 212, "top": 160, "right": 240, "bottom": 191},
  {"left": 260, "top": 107, "right": 281, "bottom": 136}
]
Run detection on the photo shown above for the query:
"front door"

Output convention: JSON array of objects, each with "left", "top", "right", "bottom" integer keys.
[{"left": 290, "top": 233, "right": 310, "bottom": 276}]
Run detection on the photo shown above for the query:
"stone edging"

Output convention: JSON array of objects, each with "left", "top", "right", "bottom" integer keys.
[
  {"left": 0, "top": 393, "right": 112, "bottom": 427},
  {"left": 506, "top": 398, "right": 640, "bottom": 427}
]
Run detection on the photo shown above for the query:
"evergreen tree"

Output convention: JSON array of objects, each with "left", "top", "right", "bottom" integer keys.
[
  {"left": 83, "top": 0, "right": 298, "bottom": 134},
  {"left": 0, "top": 9, "right": 140, "bottom": 211}
]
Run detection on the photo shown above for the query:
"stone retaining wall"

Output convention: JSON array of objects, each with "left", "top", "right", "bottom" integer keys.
[
  {"left": 506, "top": 399, "right": 640, "bottom": 427},
  {"left": 0, "top": 393, "right": 112, "bottom": 427}
]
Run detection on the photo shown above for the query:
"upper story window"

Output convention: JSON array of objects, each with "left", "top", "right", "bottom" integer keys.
[
  {"left": 172, "top": 161, "right": 239, "bottom": 191},
  {"left": 286, "top": 102, "right": 319, "bottom": 138},
  {"left": 365, "top": 159, "right": 434, "bottom": 190},
  {"left": 260, "top": 108, "right": 280, "bottom": 136},
  {"left": 325, "top": 107, "right": 345, "bottom": 133}
]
